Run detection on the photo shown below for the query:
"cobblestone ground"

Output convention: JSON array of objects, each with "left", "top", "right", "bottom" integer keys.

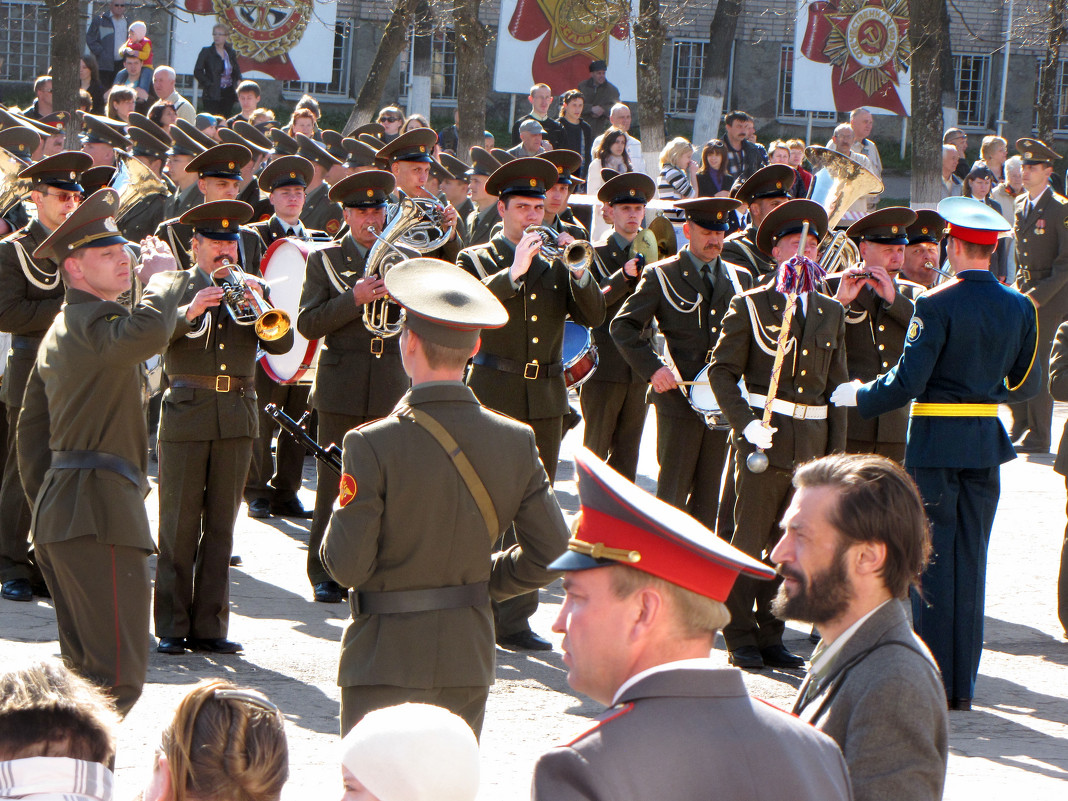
[{"left": 3, "top": 405, "right": 1066, "bottom": 800}]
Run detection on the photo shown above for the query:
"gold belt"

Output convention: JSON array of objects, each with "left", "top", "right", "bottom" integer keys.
[{"left": 910, "top": 402, "right": 999, "bottom": 417}]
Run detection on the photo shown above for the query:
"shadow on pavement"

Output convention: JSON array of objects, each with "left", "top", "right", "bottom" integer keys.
[
  {"left": 982, "top": 616, "right": 1068, "bottom": 668},
  {"left": 228, "top": 567, "right": 348, "bottom": 643}
]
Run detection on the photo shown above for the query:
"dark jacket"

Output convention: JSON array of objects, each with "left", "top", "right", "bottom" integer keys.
[
  {"left": 724, "top": 138, "right": 768, "bottom": 183},
  {"left": 193, "top": 44, "right": 242, "bottom": 103},
  {"left": 85, "top": 9, "right": 130, "bottom": 67}
]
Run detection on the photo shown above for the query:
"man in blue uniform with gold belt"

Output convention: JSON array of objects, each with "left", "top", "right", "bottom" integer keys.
[{"left": 831, "top": 197, "right": 1040, "bottom": 710}]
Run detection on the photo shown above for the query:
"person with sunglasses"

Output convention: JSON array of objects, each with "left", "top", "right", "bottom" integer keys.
[
  {"left": 376, "top": 106, "right": 404, "bottom": 143},
  {"left": 85, "top": 0, "right": 131, "bottom": 86},
  {"left": 0, "top": 151, "right": 92, "bottom": 605}
]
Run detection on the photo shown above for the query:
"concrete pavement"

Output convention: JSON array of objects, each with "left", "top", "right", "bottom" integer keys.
[{"left": 2, "top": 405, "right": 1067, "bottom": 799}]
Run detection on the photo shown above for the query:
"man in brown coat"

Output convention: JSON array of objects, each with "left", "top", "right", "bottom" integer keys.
[
  {"left": 709, "top": 199, "right": 848, "bottom": 669},
  {"left": 322, "top": 258, "right": 568, "bottom": 736},
  {"left": 17, "top": 189, "right": 190, "bottom": 714}
]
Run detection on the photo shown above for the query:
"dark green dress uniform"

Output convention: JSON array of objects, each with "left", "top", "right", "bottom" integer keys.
[
  {"left": 455, "top": 157, "right": 605, "bottom": 642},
  {"left": 720, "top": 165, "right": 797, "bottom": 286},
  {"left": 611, "top": 199, "right": 751, "bottom": 531},
  {"left": 1010, "top": 139, "right": 1068, "bottom": 452},
  {"left": 721, "top": 225, "right": 775, "bottom": 283},
  {"left": 155, "top": 201, "right": 294, "bottom": 648},
  {"left": 856, "top": 197, "right": 1039, "bottom": 704},
  {"left": 163, "top": 182, "right": 203, "bottom": 219},
  {"left": 296, "top": 133, "right": 346, "bottom": 238},
  {"left": 244, "top": 157, "right": 320, "bottom": 516},
  {"left": 1047, "top": 320, "right": 1068, "bottom": 636},
  {"left": 0, "top": 151, "right": 93, "bottom": 595},
  {"left": 579, "top": 172, "right": 655, "bottom": 481},
  {"left": 117, "top": 128, "right": 173, "bottom": 244},
  {"left": 296, "top": 170, "right": 412, "bottom": 596},
  {"left": 323, "top": 258, "right": 568, "bottom": 736},
  {"left": 837, "top": 208, "right": 918, "bottom": 462},
  {"left": 709, "top": 201, "right": 847, "bottom": 660},
  {"left": 463, "top": 147, "right": 503, "bottom": 247},
  {"left": 16, "top": 188, "right": 190, "bottom": 714}
]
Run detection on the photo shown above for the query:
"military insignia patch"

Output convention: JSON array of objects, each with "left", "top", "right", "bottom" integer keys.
[
  {"left": 338, "top": 473, "right": 357, "bottom": 507},
  {"left": 907, "top": 317, "right": 923, "bottom": 342},
  {"left": 326, "top": 218, "right": 341, "bottom": 235}
]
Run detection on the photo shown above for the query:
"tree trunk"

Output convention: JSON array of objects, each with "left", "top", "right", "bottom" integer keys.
[
  {"left": 634, "top": 0, "right": 667, "bottom": 173},
  {"left": 692, "top": 0, "right": 741, "bottom": 146},
  {"left": 910, "top": 0, "right": 947, "bottom": 208},
  {"left": 407, "top": 0, "right": 434, "bottom": 120},
  {"left": 453, "top": 0, "right": 490, "bottom": 158},
  {"left": 937, "top": 0, "right": 957, "bottom": 128},
  {"left": 343, "top": 0, "right": 421, "bottom": 135},
  {"left": 44, "top": 0, "right": 82, "bottom": 150},
  {"left": 1037, "top": 0, "right": 1066, "bottom": 144}
]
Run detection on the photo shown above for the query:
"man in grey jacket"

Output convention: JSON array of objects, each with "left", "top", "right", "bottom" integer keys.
[{"left": 775, "top": 453, "right": 949, "bottom": 801}]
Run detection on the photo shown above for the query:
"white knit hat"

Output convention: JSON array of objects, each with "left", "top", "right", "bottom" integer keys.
[{"left": 340, "top": 703, "right": 480, "bottom": 801}]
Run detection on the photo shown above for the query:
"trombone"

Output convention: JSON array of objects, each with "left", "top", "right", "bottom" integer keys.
[{"left": 211, "top": 258, "right": 291, "bottom": 341}]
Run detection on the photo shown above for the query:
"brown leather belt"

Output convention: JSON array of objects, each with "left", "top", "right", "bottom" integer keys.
[
  {"left": 169, "top": 374, "right": 252, "bottom": 393},
  {"left": 349, "top": 581, "right": 489, "bottom": 615},
  {"left": 472, "top": 353, "right": 563, "bottom": 379}
]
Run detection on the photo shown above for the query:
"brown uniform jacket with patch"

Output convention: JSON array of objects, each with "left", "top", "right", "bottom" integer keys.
[
  {"left": 300, "top": 182, "right": 344, "bottom": 238},
  {"left": 611, "top": 249, "right": 752, "bottom": 419},
  {"left": 0, "top": 220, "right": 63, "bottom": 407},
  {"left": 1014, "top": 188, "right": 1068, "bottom": 328},
  {"left": 590, "top": 233, "right": 642, "bottom": 383},
  {"left": 722, "top": 227, "right": 775, "bottom": 285},
  {"left": 466, "top": 204, "right": 501, "bottom": 247},
  {"left": 154, "top": 216, "right": 264, "bottom": 274},
  {"left": 296, "top": 235, "right": 411, "bottom": 417},
  {"left": 709, "top": 286, "right": 848, "bottom": 471},
  {"left": 18, "top": 273, "right": 190, "bottom": 549},
  {"left": 321, "top": 381, "right": 568, "bottom": 689},
  {"left": 456, "top": 233, "right": 606, "bottom": 420}
]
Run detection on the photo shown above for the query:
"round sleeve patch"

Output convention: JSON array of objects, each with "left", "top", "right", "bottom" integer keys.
[
  {"left": 907, "top": 317, "right": 924, "bottom": 343},
  {"left": 325, "top": 218, "right": 341, "bottom": 236},
  {"left": 338, "top": 473, "right": 357, "bottom": 507}
]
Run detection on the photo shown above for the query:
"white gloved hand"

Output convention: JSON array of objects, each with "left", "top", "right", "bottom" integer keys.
[
  {"left": 743, "top": 420, "right": 776, "bottom": 450},
  {"left": 830, "top": 379, "right": 864, "bottom": 407}
]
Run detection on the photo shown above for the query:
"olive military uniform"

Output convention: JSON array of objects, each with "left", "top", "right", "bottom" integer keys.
[
  {"left": 301, "top": 182, "right": 344, "bottom": 238},
  {"left": 721, "top": 226, "right": 776, "bottom": 284}
]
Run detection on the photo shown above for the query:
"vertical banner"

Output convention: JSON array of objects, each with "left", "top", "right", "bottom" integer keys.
[
  {"left": 494, "top": 0, "right": 639, "bottom": 99},
  {"left": 794, "top": 0, "right": 911, "bottom": 116},
  {"left": 171, "top": 0, "right": 337, "bottom": 83}
]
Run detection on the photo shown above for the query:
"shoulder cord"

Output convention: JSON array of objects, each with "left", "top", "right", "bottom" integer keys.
[
  {"left": 321, "top": 246, "right": 356, "bottom": 295},
  {"left": 395, "top": 405, "right": 499, "bottom": 541},
  {"left": 652, "top": 264, "right": 701, "bottom": 314},
  {"left": 12, "top": 239, "right": 60, "bottom": 291},
  {"left": 743, "top": 292, "right": 787, "bottom": 357}
]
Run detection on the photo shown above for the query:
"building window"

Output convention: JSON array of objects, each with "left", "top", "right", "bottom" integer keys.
[
  {"left": 283, "top": 20, "right": 353, "bottom": 100},
  {"left": 954, "top": 54, "right": 990, "bottom": 129},
  {"left": 667, "top": 39, "right": 705, "bottom": 116},
  {"left": 777, "top": 46, "right": 837, "bottom": 123},
  {"left": 401, "top": 27, "right": 457, "bottom": 102},
  {"left": 0, "top": 0, "right": 51, "bottom": 85},
  {"left": 1033, "top": 58, "right": 1068, "bottom": 133}
]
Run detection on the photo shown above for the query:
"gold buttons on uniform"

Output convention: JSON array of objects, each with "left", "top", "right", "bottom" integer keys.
[
  {"left": 883, "top": 361, "right": 889, "bottom": 368},
  {"left": 878, "top": 344, "right": 885, "bottom": 351},
  {"left": 800, "top": 369, "right": 806, "bottom": 376},
  {"left": 531, "top": 315, "right": 538, "bottom": 321},
  {"left": 878, "top": 325, "right": 885, "bottom": 331},
  {"left": 532, "top": 337, "right": 539, "bottom": 343},
  {"left": 802, "top": 349, "right": 809, "bottom": 356},
  {"left": 798, "top": 387, "right": 804, "bottom": 393},
  {"left": 530, "top": 294, "right": 537, "bottom": 300},
  {"left": 219, "top": 343, "right": 225, "bottom": 349},
  {"left": 220, "top": 364, "right": 227, "bottom": 370}
]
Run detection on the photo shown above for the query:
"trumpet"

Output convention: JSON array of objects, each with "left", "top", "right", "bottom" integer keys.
[
  {"left": 925, "top": 260, "right": 955, "bottom": 280},
  {"left": 211, "top": 258, "right": 291, "bottom": 341},
  {"left": 525, "top": 225, "right": 594, "bottom": 272}
]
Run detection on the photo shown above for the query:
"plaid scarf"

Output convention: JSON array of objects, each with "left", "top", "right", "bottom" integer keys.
[{"left": 0, "top": 757, "right": 113, "bottom": 801}]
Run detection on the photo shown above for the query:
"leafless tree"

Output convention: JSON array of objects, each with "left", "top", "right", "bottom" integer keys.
[
  {"left": 910, "top": 0, "right": 949, "bottom": 206},
  {"left": 691, "top": 0, "right": 741, "bottom": 146}
]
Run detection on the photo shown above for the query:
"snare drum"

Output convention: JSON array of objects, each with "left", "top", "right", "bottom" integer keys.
[
  {"left": 686, "top": 365, "right": 747, "bottom": 430},
  {"left": 258, "top": 238, "right": 322, "bottom": 384},
  {"left": 563, "top": 321, "right": 598, "bottom": 388}
]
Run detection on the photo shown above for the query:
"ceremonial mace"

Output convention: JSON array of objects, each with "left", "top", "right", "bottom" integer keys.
[{"left": 747, "top": 221, "right": 811, "bottom": 474}]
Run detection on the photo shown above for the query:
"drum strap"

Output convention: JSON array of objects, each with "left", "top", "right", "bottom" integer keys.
[{"left": 396, "top": 405, "right": 499, "bottom": 541}]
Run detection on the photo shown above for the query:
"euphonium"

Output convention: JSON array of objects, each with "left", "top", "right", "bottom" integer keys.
[
  {"left": 112, "top": 152, "right": 169, "bottom": 222},
  {"left": 805, "top": 146, "right": 883, "bottom": 275},
  {"left": 525, "top": 225, "right": 594, "bottom": 272},
  {"left": 210, "top": 258, "right": 291, "bottom": 341},
  {"left": 0, "top": 146, "right": 32, "bottom": 218},
  {"left": 362, "top": 190, "right": 456, "bottom": 339}
]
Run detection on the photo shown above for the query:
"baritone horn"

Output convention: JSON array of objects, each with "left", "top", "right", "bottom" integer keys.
[
  {"left": 211, "top": 258, "right": 291, "bottom": 341},
  {"left": 805, "top": 146, "right": 883, "bottom": 275},
  {"left": 526, "top": 225, "right": 594, "bottom": 272}
]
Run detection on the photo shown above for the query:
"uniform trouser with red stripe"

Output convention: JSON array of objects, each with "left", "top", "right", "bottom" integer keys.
[{"left": 37, "top": 537, "right": 151, "bottom": 717}]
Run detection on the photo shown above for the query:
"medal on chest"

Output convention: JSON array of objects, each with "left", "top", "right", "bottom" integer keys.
[{"left": 1036, "top": 218, "right": 1046, "bottom": 235}]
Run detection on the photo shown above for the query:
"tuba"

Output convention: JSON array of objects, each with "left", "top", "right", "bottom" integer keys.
[
  {"left": 362, "top": 190, "right": 456, "bottom": 339},
  {"left": 526, "top": 225, "right": 595, "bottom": 273},
  {"left": 805, "top": 146, "right": 884, "bottom": 275},
  {"left": 112, "top": 152, "right": 169, "bottom": 222},
  {"left": 0, "top": 146, "right": 32, "bottom": 218},
  {"left": 211, "top": 258, "right": 291, "bottom": 341}
]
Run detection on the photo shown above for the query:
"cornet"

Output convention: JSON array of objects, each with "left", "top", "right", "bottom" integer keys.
[
  {"left": 525, "top": 225, "right": 594, "bottom": 272},
  {"left": 211, "top": 258, "right": 291, "bottom": 341}
]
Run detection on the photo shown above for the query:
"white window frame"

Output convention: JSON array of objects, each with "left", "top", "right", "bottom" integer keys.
[
  {"left": 282, "top": 19, "right": 354, "bottom": 101},
  {"left": 1033, "top": 57, "right": 1068, "bottom": 135},
  {"left": 777, "top": 45, "right": 837, "bottom": 124},
  {"left": 0, "top": 0, "right": 51, "bottom": 86},
  {"left": 400, "top": 25, "right": 458, "bottom": 105},
  {"left": 954, "top": 53, "right": 991, "bottom": 132},
  {"left": 667, "top": 38, "right": 706, "bottom": 118}
]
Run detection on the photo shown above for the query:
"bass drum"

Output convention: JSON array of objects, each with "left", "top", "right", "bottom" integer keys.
[
  {"left": 686, "top": 364, "right": 747, "bottom": 430},
  {"left": 563, "top": 321, "right": 598, "bottom": 388},
  {"left": 258, "top": 237, "right": 323, "bottom": 384}
]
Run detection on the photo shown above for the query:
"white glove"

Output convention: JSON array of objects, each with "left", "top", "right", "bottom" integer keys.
[
  {"left": 743, "top": 420, "right": 776, "bottom": 450},
  {"left": 830, "top": 380, "right": 864, "bottom": 407}
]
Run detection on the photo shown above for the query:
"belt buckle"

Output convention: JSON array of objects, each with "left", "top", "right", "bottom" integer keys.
[
  {"left": 524, "top": 362, "right": 540, "bottom": 380},
  {"left": 215, "top": 375, "right": 231, "bottom": 393},
  {"left": 793, "top": 404, "right": 807, "bottom": 420},
  {"left": 370, "top": 337, "right": 384, "bottom": 357}
]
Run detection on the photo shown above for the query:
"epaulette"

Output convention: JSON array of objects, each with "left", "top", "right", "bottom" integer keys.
[
  {"left": 564, "top": 702, "right": 634, "bottom": 746},
  {"left": 736, "top": 283, "right": 769, "bottom": 299},
  {"left": 1052, "top": 191, "right": 1068, "bottom": 204},
  {"left": 724, "top": 230, "right": 749, "bottom": 243}
]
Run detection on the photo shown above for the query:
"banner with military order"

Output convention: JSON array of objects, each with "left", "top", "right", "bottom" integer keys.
[
  {"left": 172, "top": 0, "right": 337, "bottom": 82},
  {"left": 494, "top": 0, "right": 639, "bottom": 99},
  {"left": 793, "top": 0, "right": 911, "bottom": 116}
]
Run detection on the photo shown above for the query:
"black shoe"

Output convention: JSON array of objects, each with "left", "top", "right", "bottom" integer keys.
[
  {"left": 760, "top": 644, "right": 806, "bottom": 669},
  {"left": 270, "top": 498, "right": 314, "bottom": 518},
  {"left": 1, "top": 578, "right": 33, "bottom": 602},
  {"left": 313, "top": 581, "right": 346, "bottom": 603},
  {"left": 229, "top": 554, "right": 243, "bottom": 567},
  {"left": 564, "top": 405, "right": 582, "bottom": 433},
  {"left": 247, "top": 498, "right": 271, "bottom": 518},
  {"left": 1015, "top": 440, "right": 1050, "bottom": 454},
  {"left": 157, "top": 637, "right": 186, "bottom": 654},
  {"left": 188, "top": 637, "right": 243, "bottom": 654},
  {"left": 497, "top": 630, "right": 553, "bottom": 651},
  {"left": 728, "top": 645, "right": 765, "bottom": 669},
  {"left": 949, "top": 697, "right": 972, "bottom": 711}
]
